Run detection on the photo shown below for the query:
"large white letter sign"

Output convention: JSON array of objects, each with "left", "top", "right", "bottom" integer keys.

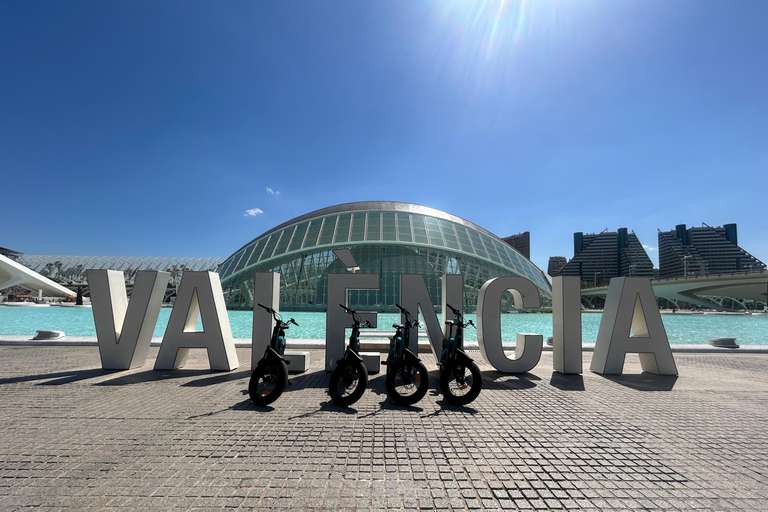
[
  {"left": 440, "top": 274, "right": 464, "bottom": 334},
  {"left": 552, "top": 276, "right": 582, "bottom": 374},
  {"left": 88, "top": 269, "right": 169, "bottom": 370},
  {"left": 590, "top": 277, "right": 678, "bottom": 375},
  {"left": 154, "top": 271, "right": 239, "bottom": 371},
  {"left": 477, "top": 276, "right": 542, "bottom": 373},
  {"left": 325, "top": 273, "right": 379, "bottom": 371},
  {"left": 251, "top": 272, "right": 280, "bottom": 370}
]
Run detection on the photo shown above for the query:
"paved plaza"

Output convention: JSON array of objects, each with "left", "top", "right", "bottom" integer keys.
[{"left": 1, "top": 345, "right": 767, "bottom": 511}]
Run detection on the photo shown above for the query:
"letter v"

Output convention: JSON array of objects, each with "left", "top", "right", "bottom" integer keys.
[{"left": 87, "top": 269, "right": 169, "bottom": 369}]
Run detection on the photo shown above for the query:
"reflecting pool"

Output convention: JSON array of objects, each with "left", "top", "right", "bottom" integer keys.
[{"left": 1, "top": 306, "right": 766, "bottom": 345}]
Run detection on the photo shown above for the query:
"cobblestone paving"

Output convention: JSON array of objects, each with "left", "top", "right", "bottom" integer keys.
[{"left": 1, "top": 346, "right": 767, "bottom": 511}]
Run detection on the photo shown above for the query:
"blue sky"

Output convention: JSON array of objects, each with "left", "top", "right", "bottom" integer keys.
[{"left": 2, "top": 0, "right": 766, "bottom": 272}]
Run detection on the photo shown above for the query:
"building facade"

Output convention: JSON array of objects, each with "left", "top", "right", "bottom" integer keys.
[
  {"left": 547, "top": 256, "right": 567, "bottom": 277},
  {"left": 501, "top": 232, "right": 530, "bottom": 260},
  {"left": 559, "top": 228, "right": 654, "bottom": 284},
  {"left": 658, "top": 224, "right": 766, "bottom": 279},
  {"left": 218, "top": 202, "right": 552, "bottom": 312}
]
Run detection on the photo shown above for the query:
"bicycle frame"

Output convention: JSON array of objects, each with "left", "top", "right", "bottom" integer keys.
[
  {"left": 340, "top": 304, "right": 370, "bottom": 361},
  {"left": 440, "top": 304, "right": 475, "bottom": 366},
  {"left": 387, "top": 304, "right": 419, "bottom": 364},
  {"left": 259, "top": 303, "right": 298, "bottom": 361}
]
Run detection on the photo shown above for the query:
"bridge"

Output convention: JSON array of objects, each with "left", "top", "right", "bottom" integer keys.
[{"left": 581, "top": 271, "right": 768, "bottom": 311}]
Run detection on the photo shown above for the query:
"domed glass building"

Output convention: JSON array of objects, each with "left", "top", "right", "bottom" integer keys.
[{"left": 219, "top": 202, "right": 552, "bottom": 311}]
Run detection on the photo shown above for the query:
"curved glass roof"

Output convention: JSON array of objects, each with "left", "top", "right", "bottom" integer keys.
[{"left": 220, "top": 202, "right": 550, "bottom": 293}]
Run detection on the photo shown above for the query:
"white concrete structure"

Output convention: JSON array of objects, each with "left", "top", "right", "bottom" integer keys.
[
  {"left": 582, "top": 272, "right": 768, "bottom": 311},
  {"left": 0, "top": 254, "right": 75, "bottom": 298}
]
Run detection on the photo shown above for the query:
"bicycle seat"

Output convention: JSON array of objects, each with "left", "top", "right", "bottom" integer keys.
[{"left": 392, "top": 323, "right": 404, "bottom": 329}]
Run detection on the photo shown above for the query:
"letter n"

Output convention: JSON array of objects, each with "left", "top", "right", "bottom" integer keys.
[{"left": 590, "top": 277, "right": 677, "bottom": 375}]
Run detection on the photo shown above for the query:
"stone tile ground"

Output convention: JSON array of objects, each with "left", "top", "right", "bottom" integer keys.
[{"left": 0, "top": 346, "right": 766, "bottom": 511}]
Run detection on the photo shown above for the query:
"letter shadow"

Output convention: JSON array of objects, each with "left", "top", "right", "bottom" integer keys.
[
  {"left": 483, "top": 371, "right": 539, "bottom": 391},
  {"left": 96, "top": 368, "right": 239, "bottom": 386},
  {"left": 0, "top": 368, "right": 117, "bottom": 386},
  {"left": 549, "top": 372, "right": 585, "bottom": 391},
  {"left": 599, "top": 372, "right": 678, "bottom": 391}
]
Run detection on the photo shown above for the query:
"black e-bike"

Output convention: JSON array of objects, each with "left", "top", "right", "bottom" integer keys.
[
  {"left": 383, "top": 304, "right": 429, "bottom": 405},
  {"left": 328, "top": 304, "right": 371, "bottom": 407},
  {"left": 248, "top": 304, "right": 299, "bottom": 406},
  {"left": 438, "top": 304, "right": 482, "bottom": 405}
]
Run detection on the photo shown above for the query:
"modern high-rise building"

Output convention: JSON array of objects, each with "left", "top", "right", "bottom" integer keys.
[
  {"left": 502, "top": 232, "right": 530, "bottom": 260},
  {"left": 559, "top": 228, "right": 654, "bottom": 284},
  {"left": 657, "top": 223, "right": 766, "bottom": 279},
  {"left": 547, "top": 256, "right": 567, "bottom": 277}
]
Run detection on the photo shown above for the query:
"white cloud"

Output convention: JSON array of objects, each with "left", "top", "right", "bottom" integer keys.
[
  {"left": 244, "top": 208, "right": 264, "bottom": 217},
  {"left": 643, "top": 244, "right": 656, "bottom": 252},
  {"left": 266, "top": 187, "right": 281, "bottom": 198}
]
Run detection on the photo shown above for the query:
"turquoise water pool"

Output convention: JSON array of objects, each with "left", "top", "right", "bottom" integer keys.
[{"left": 1, "top": 306, "right": 766, "bottom": 345}]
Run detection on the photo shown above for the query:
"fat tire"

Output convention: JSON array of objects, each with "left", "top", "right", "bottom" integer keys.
[
  {"left": 249, "top": 359, "right": 288, "bottom": 406},
  {"left": 329, "top": 360, "right": 368, "bottom": 407},
  {"left": 386, "top": 360, "right": 429, "bottom": 405},
  {"left": 440, "top": 359, "right": 482, "bottom": 406}
]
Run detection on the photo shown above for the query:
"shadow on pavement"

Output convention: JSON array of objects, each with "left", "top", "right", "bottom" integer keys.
[
  {"left": 0, "top": 368, "right": 118, "bottom": 386},
  {"left": 601, "top": 372, "right": 678, "bottom": 391},
  {"left": 549, "top": 372, "right": 586, "bottom": 391},
  {"left": 482, "top": 371, "right": 540, "bottom": 390}
]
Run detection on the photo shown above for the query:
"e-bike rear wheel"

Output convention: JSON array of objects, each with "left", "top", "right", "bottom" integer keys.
[
  {"left": 386, "top": 360, "right": 429, "bottom": 405},
  {"left": 249, "top": 359, "right": 288, "bottom": 406},
  {"left": 440, "top": 359, "right": 482, "bottom": 406},
  {"left": 329, "top": 359, "right": 368, "bottom": 407}
]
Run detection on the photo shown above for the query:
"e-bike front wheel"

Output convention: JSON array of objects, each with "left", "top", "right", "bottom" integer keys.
[
  {"left": 329, "top": 359, "right": 368, "bottom": 407},
  {"left": 249, "top": 359, "right": 288, "bottom": 406},
  {"left": 440, "top": 359, "right": 482, "bottom": 406},
  {"left": 386, "top": 360, "right": 429, "bottom": 405}
]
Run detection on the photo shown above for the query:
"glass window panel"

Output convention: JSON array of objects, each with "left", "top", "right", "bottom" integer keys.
[
  {"left": 411, "top": 215, "right": 429, "bottom": 244},
  {"left": 455, "top": 225, "right": 474, "bottom": 254},
  {"left": 303, "top": 219, "right": 322, "bottom": 249},
  {"left": 272, "top": 226, "right": 295, "bottom": 257},
  {"left": 439, "top": 220, "right": 460, "bottom": 250},
  {"left": 258, "top": 232, "right": 281, "bottom": 261},
  {"left": 467, "top": 229, "right": 488, "bottom": 259},
  {"left": 243, "top": 238, "right": 268, "bottom": 269},
  {"left": 334, "top": 213, "right": 351, "bottom": 243},
  {"left": 481, "top": 233, "right": 502, "bottom": 263},
  {"left": 425, "top": 217, "right": 444, "bottom": 247},
  {"left": 350, "top": 213, "right": 366, "bottom": 242},
  {"left": 288, "top": 222, "right": 309, "bottom": 253},
  {"left": 397, "top": 213, "right": 412, "bottom": 242},
  {"left": 366, "top": 212, "right": 381, "bottom": 241},
  {"left": 229, "top": 247, "right": 248, "bottom": 274},
  {"left": 382, "top": 212, "right": 396, "bottom": 241},
  {"left": 494, "top": 240, "right": 515, "bottom": 269},
  {"left": 218, "top": 255, "right": 237, "bottom": 277},
  {"left": 317, "top": 216, "right": 337, "bottom": 246}
]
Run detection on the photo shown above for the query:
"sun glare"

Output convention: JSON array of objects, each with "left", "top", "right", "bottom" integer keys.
[{"left": 423, "top": 0, "right": 576, "bottom": 92}]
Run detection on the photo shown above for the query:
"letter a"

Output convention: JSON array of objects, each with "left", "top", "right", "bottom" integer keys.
[
  {"left": 590, "top": 277, "right": 677, "bottom": 375},
  {"left": 154, "top": 271, "right": 238, "bottom": 371},
  {"left": 87, "top": 269, "right": 169, "bottom": 370}
]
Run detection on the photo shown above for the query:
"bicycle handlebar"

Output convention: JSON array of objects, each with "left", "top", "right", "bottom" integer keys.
[{"left": 257, "top": 303, "right": 275, "bottom": 314}]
